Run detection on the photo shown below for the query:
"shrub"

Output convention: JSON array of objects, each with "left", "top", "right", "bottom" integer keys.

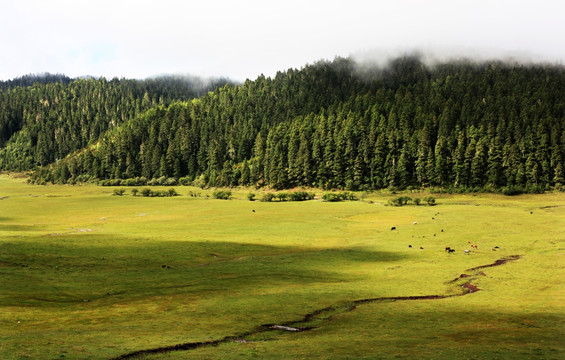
[
  {"left": 192, "top": 174, "right": 207, "bottom": 189},
  {"left": 179, "top": 176, "right": 192, "bottom": 186},
  {"left": 164, "top": 178, "right": 178, "bottom": 186},
  {"left": 288, "top": 191, "right": 315, "bottom": 201},
  {"left": 140, "top": 188, "right": 152, "bottom": 197},
  {"left": 322, "top": 193, "right": 340, "bottom": 202},
  {"left": 423, "top": 196, "right": 436, "bottom": 205},
  {"left": 413, "top": 197, "right": 421, "bottom": 205},
  {"left": 247, "top": 192, "right": 256, "bottom": 201},
  {"left": 525, "top": 184, "right": 545, "bottom": 194},
  {"left": 261, "top": 193, "right": 276, "bottom": 202},
  {"left": 388, "top": 196, "right": 404, "bottom": 206},
  {"left": 131, "top": 188, "right": 139, "bottom": 196},
  {"left": 322, "top": 192, "right": 357, "bottom": 202},
  {"left": 125, "top": 178, "right": 137, "bottom": 187},
  {"left": 155, "top": 190, "right": 168, "bottom": 197},
  {"left": 167, "top": 188, "right": 179, "bottom": 197},
  {"left": 113, "top": 188, "right": 126, "bottom": 196},
  {"left": 212, "top": 190, "right": 232, "bottom": 200},
  {"left": 502, "top": 185, "right": 524, "bottom": 196}
]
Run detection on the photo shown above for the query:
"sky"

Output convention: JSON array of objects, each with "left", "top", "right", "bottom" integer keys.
[{"left": 1, "top": 0, "right": 564, "bottom": 82}]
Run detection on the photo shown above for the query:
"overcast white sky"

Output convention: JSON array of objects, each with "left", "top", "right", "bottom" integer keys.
[{"left": 1, "top": 0, "right": 564, "bottom": 81}]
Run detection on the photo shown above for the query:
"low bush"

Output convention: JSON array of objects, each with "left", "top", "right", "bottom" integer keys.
[
  {"left": 261, "top": 191, "right": 315, "bottom": 202},
  {"left": 140, "top": 188, "right": 152, "bottom": 197},
  {"left": 288, "top": 191, "right": 315, "bottom": 201},
  {"left": 113, "top": 188, "right": 126, "bottom": 196},
  {"left": 261, "top": 193, "right": 276, "bottom": 202},
  {"left": 388, "top": 195, "right": 434, "bottom": 206},
  {"left": 388, "top": 196, "right": 411, "bottom": 206},
  {"left": 502, "top": 185, "right": 525, "bottom": 196},
  {"left": 164, "top": 178, "right": 178, "bottom": 186},
  {"left": 139, "top": 188, "right": 178, "bottom": 197},
  {"left": 212, "top": 190, "right": 232, "bottom": 200},
  {"left": 322, "top": 192, "right": 357, "bottom": 202},
  {"left": 179, "top": 176, "right": 192, "bottom": 186}
]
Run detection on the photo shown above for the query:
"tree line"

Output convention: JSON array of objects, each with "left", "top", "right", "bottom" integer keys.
[{"left": 15, "top": 56, "right": 565, "bottom": 192}]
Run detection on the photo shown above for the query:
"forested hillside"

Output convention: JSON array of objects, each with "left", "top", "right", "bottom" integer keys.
[
  {"left": 0, "top": 75, "right": 231, "bottom": 170},
  {"left": 14, "top": 57, "right": 565, "bottom": 191}
]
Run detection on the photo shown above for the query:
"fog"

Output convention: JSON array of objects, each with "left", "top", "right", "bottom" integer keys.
[{"left": 1, "top": 0, "right": 564, "bottom": 81}]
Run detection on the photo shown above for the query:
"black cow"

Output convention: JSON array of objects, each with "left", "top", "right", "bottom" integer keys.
[{"left": 391, "top": 226, "right": 396, "bottom": 231}]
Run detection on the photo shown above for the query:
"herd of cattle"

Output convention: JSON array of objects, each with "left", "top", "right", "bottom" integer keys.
[{"left": 391, "top": 212, "right": 500, "bottom": 254}]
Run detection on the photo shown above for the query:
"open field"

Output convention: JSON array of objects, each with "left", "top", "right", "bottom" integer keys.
[{"left": 0, "top": 174, "right": 563, "bottom": 359}]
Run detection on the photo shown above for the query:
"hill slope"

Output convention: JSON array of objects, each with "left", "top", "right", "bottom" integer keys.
[
  {"left": 25, "top": 57, "right": 565, "bottom": 191},
  {"left": 0, "top": 75, "right": 232, "bottom": 170}
]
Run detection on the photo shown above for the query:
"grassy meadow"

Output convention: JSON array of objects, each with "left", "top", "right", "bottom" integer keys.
[{"left": 0, "top": 174, "right": 563, "bottom": 359}]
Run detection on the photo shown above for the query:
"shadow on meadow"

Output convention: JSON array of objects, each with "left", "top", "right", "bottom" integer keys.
[{"left": 0, "top": 234, "right": 407, "bottom": 307}]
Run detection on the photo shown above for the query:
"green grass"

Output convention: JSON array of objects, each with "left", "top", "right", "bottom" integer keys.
[{"left": 0, "top": 174, "right": 563, "bottom": 359}]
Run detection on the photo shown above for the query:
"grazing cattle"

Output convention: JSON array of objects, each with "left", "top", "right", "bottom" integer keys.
[
  {"left": 530, "top": 211, "right": 533, "bottom": 214},
  {"left": 409, "top": 245, "right": 412, "bottom": 248},
  {"left": 413, "top": 221, "right": 418, "bottom": 225},
  {"left": 445, "top": 246, "right": 451, "bottom": 252},
  {"left": 448, "top": 248, "right": 456, "bottom": 254},
  {"left": 441, "top": 229, "right": 444, "bottom": 232},
  {"left": 432, "top": 217, "right": 435, "bottom": 220},
  {"left": 252, "top": 210, "right": 255, "bottom": 212},
  {"left": 420, "top": 246, "right": 424, "bottom": 250},
  {"left": 494, "top": 246, "right": 500, "bottom": 248},
  {"left": 433, "top": 234, "right": 436, "bottom": 236},
  {"left": 492, "top": 248, "right": 497, "bottom": 251},
  {"left": 464, "top": 249, "right": 470, "bottom": 255},
  {"left": 391, "top": 226, "right": 396, "bottom": 231},
  {"left": 471, "top": 244, "right": 478, "bottom": 249}
]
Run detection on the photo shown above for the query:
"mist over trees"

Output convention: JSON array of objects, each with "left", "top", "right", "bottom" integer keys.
[
  {"left": 2, "top": 56, "right": 564, "bottom": 192},
  {"left": 0, "top": 73, "right": 73, "bottom": 92}
]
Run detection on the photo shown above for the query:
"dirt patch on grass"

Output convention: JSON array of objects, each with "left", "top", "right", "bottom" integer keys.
[
  {"left": 462, "top": 282, "right": 480, "bottom": 293},
  {"left": 466, "top": 255, "right": 520, "bottom": 271}
]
